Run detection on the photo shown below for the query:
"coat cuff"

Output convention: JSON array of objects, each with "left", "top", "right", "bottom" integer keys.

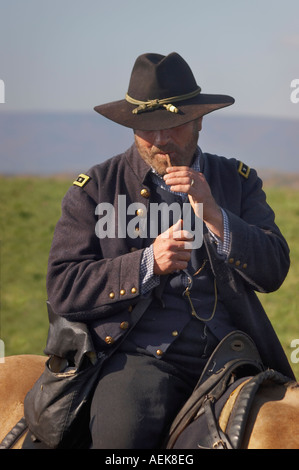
[{"left": 140, "top": 245, "right": 160, "bottom": 294}]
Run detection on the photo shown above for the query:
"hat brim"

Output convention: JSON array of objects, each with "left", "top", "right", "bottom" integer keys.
[{"left": 94, "top": 93, "right": 234, "bottom": 131}]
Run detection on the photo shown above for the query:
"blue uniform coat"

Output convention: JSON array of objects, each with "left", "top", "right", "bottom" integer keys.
[{"left": 46, "top": 144, "right": 294, "bottom": 378}]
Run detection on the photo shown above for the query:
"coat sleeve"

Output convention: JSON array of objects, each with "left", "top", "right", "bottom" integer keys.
[
  {"left": 46, "top": 184, "right": 144, "bottom": 320},
  {"left": 205, "top": 164, "right": 290, "bottom": 294}
]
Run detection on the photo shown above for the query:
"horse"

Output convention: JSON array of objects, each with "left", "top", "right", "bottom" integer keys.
[
  {"left": 0, "top": 354, "right": 298, "bottom": 449},
  {"left": 241, "top": 378, "right": 299, "bottom": 448},
  {"left": 0, "top": 355, "right": 46, "bottom": 449}
]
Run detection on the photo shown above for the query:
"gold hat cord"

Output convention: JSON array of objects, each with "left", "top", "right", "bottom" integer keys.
[{"left": 125, "top": 87, "right": 202, "bottom": 114}]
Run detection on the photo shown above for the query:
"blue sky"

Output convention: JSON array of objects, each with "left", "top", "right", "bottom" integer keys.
[{"left": 0, "top": 0, "right": 299, "bottom": 119}]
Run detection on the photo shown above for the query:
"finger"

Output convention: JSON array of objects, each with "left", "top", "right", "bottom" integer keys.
[
  {"left": 165, "top": 166, "right": 190, "bottom": 173},
  {"left": 162, "top": 218, "right": 183, "bottom": 238},
  {"left": 164, "top": 172, "right": 191, "bottom": 184},
  {"left": 168, "top": 183, "right": 194, "bottom": 194},
  {"left": 164, "top": 168, "right": 205, "bottom": 186},
  {"left": 164, "top": 176, "right": 191, "bottom": 186},
  {"left": 164, "top": 173, "right": 197, "bottom": 194},
  {"left": 179, "top": 240, "right": 193, "bottom": 251},
  {"left": 174, "top": 251, "right": 192, "bottom": 262},
  {"left": 170, "top": 218, "right": 183, "bottom": 232},
  {"left": 172, "top": 229, "right": 194, "bottom": 241},
  {"left": 166, "top": 239, "right": 193, "bottom": 251}
]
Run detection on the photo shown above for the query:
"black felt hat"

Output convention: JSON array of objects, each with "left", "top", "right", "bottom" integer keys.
[{"left": 94, "top": 52, "right": 234, "bottom": 131}]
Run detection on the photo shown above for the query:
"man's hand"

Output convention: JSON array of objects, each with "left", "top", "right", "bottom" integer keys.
[
  {"left": 163, "top": 166, "right": 224, "bottom": 241},
  {"left": 153, "top": 219, "right": 193, "bottom": 275}
]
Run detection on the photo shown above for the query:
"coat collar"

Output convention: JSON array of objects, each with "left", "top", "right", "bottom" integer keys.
[{"left": 124, "top": 143, "right": 152, "bottom": 184}]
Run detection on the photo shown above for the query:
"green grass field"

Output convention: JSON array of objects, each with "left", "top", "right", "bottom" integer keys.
[{"left": 0, "top": 175, "right": 298, "bottom": 379}]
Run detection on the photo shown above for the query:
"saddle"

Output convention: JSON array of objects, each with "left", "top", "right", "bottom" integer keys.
[
  {"left": 1, "top": 330, "right": 291, "bottom": 449},
  {"left": 165, "top": 330, "right": 290, "bottom": 449}
]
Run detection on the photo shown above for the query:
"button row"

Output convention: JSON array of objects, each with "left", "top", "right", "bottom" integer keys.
[
  {"left": 155, "top": 331, "right": 179, "bottom": 357},
  {"left": 109, "top": 287, "right": 137, "bottom": 299},
  {"left": 228, "top": 258, "right": 247, "bottom": 269},
  {"left": 105, "top": 329, "right": 180, "bottom": 351},
  {"left": 104, "top": 320, "right": 130, "bottom": 345}
]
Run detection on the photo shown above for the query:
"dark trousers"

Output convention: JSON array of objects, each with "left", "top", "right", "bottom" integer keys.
[
  {"left": 23, "top": 323, "right": 218, "bottom": 449},
  {"left": 89, "top": 352, "right": 194, "bottom": 449},
  {"left": 22, "top": 353, "right": 193, "bottom": 450},
  {"left": 90, "top": 323, "right": 219, "bottom": 449}
]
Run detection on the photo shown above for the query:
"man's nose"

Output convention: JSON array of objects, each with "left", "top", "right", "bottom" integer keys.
[{"left": 153, "top": 130, "right": 170, "bottom": 146}]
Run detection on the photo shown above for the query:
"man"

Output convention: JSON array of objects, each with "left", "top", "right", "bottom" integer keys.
[{"left": 45, "top": 52, "right": 294, "bottom": 448}]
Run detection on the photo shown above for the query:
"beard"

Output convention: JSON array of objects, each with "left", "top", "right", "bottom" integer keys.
[{"left": 134, "top": 123, "right": 199, "bottom": 176}]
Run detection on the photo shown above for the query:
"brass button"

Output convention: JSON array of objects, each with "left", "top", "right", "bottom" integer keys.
[
  {"left": 235, "top": 260, "right": 241, "bottom": 266},
  {"left": 120, "top": 289, "right": 126, "bottom": 296},
  {"left": 131, "top": 287, "right": 137, "bottom": 294},
  {"left": 128, "top": 305, "right": 133, "bottom": 313},
  {"left": 105, "top": 336, "right": 114, "bottom": 345},
  {"left": 243, "top": 263, "right": 247, "bottom": 269},
  {"left": 130, "top": 247, "right": 138, "bottom": 252},
  {"left": 140, "top": 188, "right": 150, "bottom": 198},
  {"left": 109, "top": 292, "right": 115, "bottom": 299},
  {"left": 172, "top": 330, "right": 179, "bottom": 337},
  {"left": 156, "top": 349, "right": 163, "bottom": 356},
  {"left": 228, "top": 258, "right": 234, "bottom": 264},
  {"left": 120, "top": 321, "right": 129, "bottom": 330},
  {"left": 136, "top": 208, "right": 145, "bottom": 217}
]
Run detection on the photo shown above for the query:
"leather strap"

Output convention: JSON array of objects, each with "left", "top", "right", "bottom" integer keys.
[
  {"left": 0, "top": 417, "right": 28, "bottom": 449},
  {"left": 202, "top": 399, "right": 232, "bottom": 449}
]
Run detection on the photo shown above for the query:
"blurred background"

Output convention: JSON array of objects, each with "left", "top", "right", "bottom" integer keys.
[
  {"left": 1, "top": 0, "right": 299, "bottom": 174},
  {"left": 0, "top": 0, "right": 298, "bottom": 377}
]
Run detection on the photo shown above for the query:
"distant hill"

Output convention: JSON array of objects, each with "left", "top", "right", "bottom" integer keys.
[
  {"left": 200, "top": 114, "right": 299, "bottom": 174},
  {"left": 0, "top": 111, "right": 298, "bottom": 176}
]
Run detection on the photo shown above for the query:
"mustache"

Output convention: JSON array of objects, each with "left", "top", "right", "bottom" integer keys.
[{"left": 150, "top": 144, "right": 177, "bottom": 156}]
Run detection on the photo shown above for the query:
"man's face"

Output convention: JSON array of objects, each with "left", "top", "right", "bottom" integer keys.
[{"left": 134, "top": 118, "right": 202, "bottom": 176}]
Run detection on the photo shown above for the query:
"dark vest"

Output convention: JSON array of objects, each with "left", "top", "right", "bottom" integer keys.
[{"left": 127, "top": 183, "right": 236, "bottom": 360}]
